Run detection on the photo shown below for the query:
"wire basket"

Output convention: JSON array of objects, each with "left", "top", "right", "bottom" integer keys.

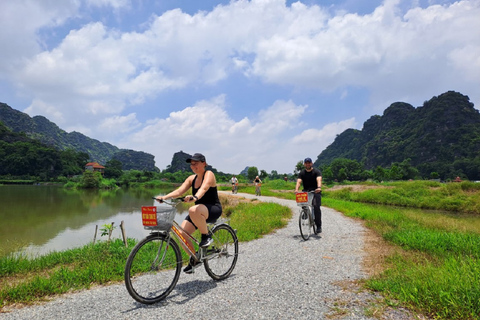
[{"left": 141, "top": 206, "right": 176, "bottom": 231}]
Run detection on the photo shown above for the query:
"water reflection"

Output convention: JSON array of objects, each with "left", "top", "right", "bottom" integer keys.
[{"left": 0, "top": 185, "right": 188, "bottom": 258}]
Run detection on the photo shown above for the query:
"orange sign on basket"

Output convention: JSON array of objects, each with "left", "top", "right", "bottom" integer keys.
[
  {"left": 141, "top": 206, "right": 158, "bottom": 226},
  {"left": 296, "top": 192, "right": 308, "bottom": 203}
]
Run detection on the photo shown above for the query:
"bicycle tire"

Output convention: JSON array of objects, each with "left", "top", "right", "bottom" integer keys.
[
  {"left": 124, "top": 233, "right": 182, "bottom": 304},
  {"left": 312, "top": 212, "right": 317, "bottom": 235},
  {"left": 299, "top": 207, "right": 311, "bottom": 240},
  {"left": 204, "top": 224, "right": 238, "bottom": 280}
]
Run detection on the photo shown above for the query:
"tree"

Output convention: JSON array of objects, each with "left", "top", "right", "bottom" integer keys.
[
  {"left": 260, "top": 170, "right": 268, "bottom": 180},
  {"left": 247, "top": 166, "right": 259, "bottom": 181},
  {"left": 389, "top": 163, "right": 403, "bottom": 180},
  {"left": 294, "top": 161, "right": 304, "bottom": 176},
  {"left": 374, "top": 166, "right": 387, "bottom": 182},
  {"left": 79, "top": 171, "right": 101, "bottom": 188},
  {"left": 269, "top": 170, "right": 280, "bottom": 180},
  {"left": 397, "top": 158, "right": 419, "bottom": 180},
  {"left": 104, "top": 159, "right": 123, "bottom": 179},
  {"left": 320, "top": 166, "right": 333, "bottom": 182},
  {"left": 328, "top": 158, "right": 365, "bottom": 182},
  {"left": 338, "top": 168, "right": 348, "bottom": 182}
]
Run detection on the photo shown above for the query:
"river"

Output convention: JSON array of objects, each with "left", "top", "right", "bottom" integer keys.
[{"left": 0, "top": 185, "right": 188, "bottom": 258}]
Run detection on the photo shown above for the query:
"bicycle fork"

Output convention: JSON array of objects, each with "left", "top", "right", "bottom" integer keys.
[
  {"left": 303, "top": 205, "right": 315, "bottom": 227},
  {"left": 151, "top": 235, "right": 169, "bottom": 271}
]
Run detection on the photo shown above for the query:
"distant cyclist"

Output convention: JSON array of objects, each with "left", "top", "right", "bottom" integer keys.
[
  {"left": 254, "top": 176, "right": 262, "bottom": 196},
  {"left": 295, "top": 157, "right": 322, "bottom": 233},
  {"left": 231, "top": 175, "right": 238, "bottom": 193}
]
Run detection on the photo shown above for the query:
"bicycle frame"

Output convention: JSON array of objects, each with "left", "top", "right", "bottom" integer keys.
[
  {"left": 162, "top": 219, "right": 222, "bottom": 264},
  {"left": 170, "top": 221, "right": 196, "bottom": 254},
  {"left": 146, "top": 198, "right": 232, "bottom": 263},
  {"left": 300, "top": 198, "right": 315, "bottom": 222}
]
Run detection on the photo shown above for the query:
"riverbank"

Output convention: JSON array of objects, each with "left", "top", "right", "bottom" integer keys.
[{"left": 0, "top": 194, "right": 290, "bottom": 309}]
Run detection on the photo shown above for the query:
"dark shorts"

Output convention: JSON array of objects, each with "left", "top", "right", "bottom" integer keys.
[{"left": 185, "top": 203, "right": 222, "bottom": 229}]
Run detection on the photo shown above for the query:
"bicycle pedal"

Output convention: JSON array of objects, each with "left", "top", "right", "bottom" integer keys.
[{"left": 206, "top": 248, "right": 220, "bottom": 255}]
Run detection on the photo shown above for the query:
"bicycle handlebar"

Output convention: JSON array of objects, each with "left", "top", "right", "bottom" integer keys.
[{"left": 152, "top": 197, "right": 186, "bottom": 206}]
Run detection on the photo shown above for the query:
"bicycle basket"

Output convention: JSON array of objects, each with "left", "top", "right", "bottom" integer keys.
[
  {"left": 295, "top": 192, "right": 312, "bottom": 206},
  {"left": 141, "top": 205, "right": 176, "bottom": 230}
]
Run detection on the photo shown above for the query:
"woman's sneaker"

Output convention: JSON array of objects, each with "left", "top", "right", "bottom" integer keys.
[
  {"left": 183, "top": 256, "right": 202, "bottom": 274},
  {"left": 199, "top": 232, "right": 213, "bottom": 248}
]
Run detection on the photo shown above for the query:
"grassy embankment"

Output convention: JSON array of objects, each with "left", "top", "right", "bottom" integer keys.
[
  {"left": 225, "top": 179, "right": 480, "bottom": 319},
  {"left": 323, "top": 180, "right": 480, "bottom": 320},
  {"left": 0, "top": 195, "right": 290, "bottom": 309}
]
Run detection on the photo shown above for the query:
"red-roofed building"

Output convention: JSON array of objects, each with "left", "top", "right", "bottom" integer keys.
[{"left": 85, "top": 162, "right": 105, "bottom": 174}]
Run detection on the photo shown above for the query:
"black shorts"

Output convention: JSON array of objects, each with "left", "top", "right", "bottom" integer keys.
[{"left": 185, "top": 203, "right": 222, "bottom": 229}]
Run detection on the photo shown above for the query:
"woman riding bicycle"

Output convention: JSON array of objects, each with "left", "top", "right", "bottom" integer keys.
[
  {"left": 254, "top": 176, "right": 262, "bottom": 196},
  {"left": 155, "top": 153, "right": 222, "bottom": 273}
]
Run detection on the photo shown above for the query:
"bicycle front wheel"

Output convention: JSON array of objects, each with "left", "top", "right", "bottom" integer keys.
[
  {"left": 204, "top": 224, "right": 238, "bottom": 280},
  {"left": 299, "top": 207, "right": 311, "bottom": 240},
  {"left": 124, "top": 233, "right": 182, "bottom": 304}
]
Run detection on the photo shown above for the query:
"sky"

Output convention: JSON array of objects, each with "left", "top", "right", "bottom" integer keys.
[{"left": 0, "top": 0, "right": 479, "bottom": 174}]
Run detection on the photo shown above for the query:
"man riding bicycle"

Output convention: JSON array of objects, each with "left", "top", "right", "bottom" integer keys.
[{"left": 295, "top": 157, "right": 322, "bottom": 234}]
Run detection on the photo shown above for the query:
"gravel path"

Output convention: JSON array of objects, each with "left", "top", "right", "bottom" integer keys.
[{"left": 1, "top": 193, "right": 417, "bottom": 320}]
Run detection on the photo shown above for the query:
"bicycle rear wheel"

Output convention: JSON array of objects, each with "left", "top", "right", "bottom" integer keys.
[
  {"left": 124, "top": 233, "right": 182, "bottom": 304},
  {"left": 299, "top": 207, "right": 311, "bottom": 240},
  {"left": 204, "top": 224, "right": 238, "bottom": 280}
]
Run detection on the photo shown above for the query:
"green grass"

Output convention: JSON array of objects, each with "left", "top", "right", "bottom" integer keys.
[
  {"left": 229, "top": 202, "right": 291, "bottom": 241},
  {"left": 0, "top": 198, "right": 291, "bottom": 309},
  {"left": 0, "top": 240, "right": 133, "bottom": 306},
  {"left": 325, "top": 180, "right": 480, "bottom": 213},
  {"left": 323, "top": 197, "right": 480, "bottom": 320}
]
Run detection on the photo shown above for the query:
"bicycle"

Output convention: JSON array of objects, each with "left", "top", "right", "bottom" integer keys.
[
  {"left": 255, "top": 182, "right": 261, "bottom": 196},
  {"left": 232, "top": 183, "right": 238, "bottom": 194},
  {"left": 296, "top": 191, "right": 317, "bottom": 240},
  {"left": 124, "top": 197, "right": 239, "bottom": 304}
]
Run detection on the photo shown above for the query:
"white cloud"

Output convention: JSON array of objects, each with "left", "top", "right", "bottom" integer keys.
[
  {"left": 85, "top": 0, "right": 130, "bottom": 9},
  {"left": 11, "top": 0, "right": 480, "bottom": 123},
  {"left": 99, "top": 113, "right": 140, "bottom": 135},
  {"left": 121, "top": 95, "right": 311, "bottom": 173},
  {"left": 0, "top": 1, "right": 80, "bottom": 74},
  {"left": 291, "top": 118, "right": 357, "bottom": 145},
  {"left": 1, "top": 0, "right": 479, "bottom": 173}
]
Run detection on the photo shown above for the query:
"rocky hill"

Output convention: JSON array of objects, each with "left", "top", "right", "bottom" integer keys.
[
  {"left": 314, "top": 91, "right": 480, "bottom": 178},
  {"left": 0, "top": 103, "right": 156, "bottom": 171},
  {"left": 164, "top": 151, "right": 218, "bottom": 173}
]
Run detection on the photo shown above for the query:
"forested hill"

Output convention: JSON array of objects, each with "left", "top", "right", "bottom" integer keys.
[
  {"left": 314, "top": 91, "right": 480, "bottom": 179},
  {"left": 0, "top": 103, "right": 155, "bottom": 171}
]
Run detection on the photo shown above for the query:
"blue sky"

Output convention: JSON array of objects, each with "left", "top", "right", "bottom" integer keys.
[{"left": 1, "top": 0, "right": 479, "bottom": 174}]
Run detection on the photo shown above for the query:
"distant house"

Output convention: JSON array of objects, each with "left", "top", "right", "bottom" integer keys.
[{"left": 85, "top": 162, "right": 105, "bottom": 174}]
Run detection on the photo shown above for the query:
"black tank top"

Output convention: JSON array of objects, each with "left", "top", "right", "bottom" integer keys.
[{"left": 192, "top": 172, "right": 221, "bottom": 205}]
